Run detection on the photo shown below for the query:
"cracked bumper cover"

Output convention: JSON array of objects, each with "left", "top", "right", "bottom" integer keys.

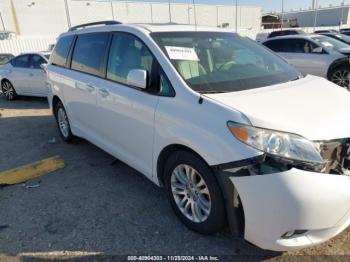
[{"left": 228, "top": 168, "right": 350, "bottom": 251}]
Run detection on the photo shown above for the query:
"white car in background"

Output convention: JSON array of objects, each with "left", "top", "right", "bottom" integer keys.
[
  {"left": 0, "top": 52, "right": 49, "bottom": 100},
  {"left": 47, "top": 21, "right": 350, "bottom": 252},
  {"left": 263, "top": 35, "right": 350, "bottom": 89}
]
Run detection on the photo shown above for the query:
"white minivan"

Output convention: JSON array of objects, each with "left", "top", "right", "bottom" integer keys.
[{"left": 47, "top": 21, "right": 350, "bottom": 252}]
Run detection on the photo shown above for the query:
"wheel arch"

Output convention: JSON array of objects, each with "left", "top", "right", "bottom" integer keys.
[
  {"left": 52, "top": 95, "right": 62, "bottom": 118},
  {"left": 327, "top": 57, "right": 350, "bottom": 80},
  {"left": 156, "top": 144, "right": 210, "bottom": 187},
  {"left": 1, "top": 78, "right": 11, "bottom": 86}
]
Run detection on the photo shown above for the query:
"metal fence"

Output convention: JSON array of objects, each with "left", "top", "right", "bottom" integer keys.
[{"left": 0, "top": 37, "right": 55, "bottom": 55}]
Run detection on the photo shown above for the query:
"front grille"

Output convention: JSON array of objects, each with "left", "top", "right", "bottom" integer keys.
[{"left": 317, "top": 139, "right": 350, "bottom": 175}]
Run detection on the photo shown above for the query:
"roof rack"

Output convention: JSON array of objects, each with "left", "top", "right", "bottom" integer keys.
[{"left": 69, "top": 20, "right": 122, "bottom": 31}]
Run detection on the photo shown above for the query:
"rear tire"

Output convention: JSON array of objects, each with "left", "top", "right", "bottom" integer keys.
[
  {"left": 1, "top": 80, "right": 17, "bottom": 101},
  {"left": 329, "top": 66, "right": 350, "bottom": 90},
  {"left": 55, "top": 101, "right": 74, "bottom": 143},
  {"left": 164, "top": 151, "right": 226, "bottom": 234}
]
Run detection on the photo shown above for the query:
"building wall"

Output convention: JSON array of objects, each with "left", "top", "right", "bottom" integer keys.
[
  {"left": 282, "top": 6, "right": 350, "bottom": 27},
  {"left": 0, "top": 0, "right": 261, "bottom": 38}
]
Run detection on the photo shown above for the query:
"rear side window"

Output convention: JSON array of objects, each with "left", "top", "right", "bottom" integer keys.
[
  {"left": 71, "top": 33, "right": 109, "bottom": 77},
  {"left": 264, "top": 40, "right": 285, "bottom": 52},
  {"left": 11, "top": 55, "right": 30, "bottom": 68},
  {"left": 51, "top": 35, "right": 74, "bottom": 67}
]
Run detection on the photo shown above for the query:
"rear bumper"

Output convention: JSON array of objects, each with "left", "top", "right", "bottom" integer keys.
[{"left": 229, "top": 169, "right": 350, "bottom": 251}]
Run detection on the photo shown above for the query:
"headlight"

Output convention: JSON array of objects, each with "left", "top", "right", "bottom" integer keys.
[{"left": 227, "top": 121, "right": 324, "bottom": 165}]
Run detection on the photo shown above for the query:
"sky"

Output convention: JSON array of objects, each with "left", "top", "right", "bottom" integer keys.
[{"left": 127, "top": 0, "right": 347, "bottom": 13}]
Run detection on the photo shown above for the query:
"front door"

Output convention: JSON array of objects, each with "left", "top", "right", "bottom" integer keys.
[{"left": 97, "top": 32, "right": 159, "bottom": 178}]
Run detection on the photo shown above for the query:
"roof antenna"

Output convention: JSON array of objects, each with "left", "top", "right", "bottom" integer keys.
[
  {"left": 193, "top": 0, "right": 197, "bottom": 31},
  {"left": 168, "top": 0, "right": 172, "bottom": 24}
]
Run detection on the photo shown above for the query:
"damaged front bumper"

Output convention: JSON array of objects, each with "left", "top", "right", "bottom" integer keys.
[
  {"left": 231, "top": 168, "right": 350, "bottom": 251},
  {"left": 216, "top": 139, "right": 350, "bottom": 251}
]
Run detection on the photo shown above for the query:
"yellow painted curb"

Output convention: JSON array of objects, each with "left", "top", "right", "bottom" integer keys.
[{"left": 0, "top": 156, "right": 65, "bottom": 185}]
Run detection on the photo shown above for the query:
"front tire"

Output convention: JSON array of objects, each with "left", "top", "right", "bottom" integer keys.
[
  {"left": 55, "top": 101, "right": 74, "bottom": 143},
  {"left": 164, "top": 151, "right": 226, "bottom": 234},
  {"left": 329, "top": 66, "right": 350, "bottom": 90},
  {"left": 1, "top": 80, "right": 17, "bottom": 101}
]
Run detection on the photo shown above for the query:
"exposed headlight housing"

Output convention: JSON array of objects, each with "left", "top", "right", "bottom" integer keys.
[{"left": 227, "top": 121, "right": 325, "bottom": 165}]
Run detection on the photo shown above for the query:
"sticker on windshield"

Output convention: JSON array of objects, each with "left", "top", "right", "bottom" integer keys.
[{"left": 165, "top": 46, "right": 200, "bottom": 61}]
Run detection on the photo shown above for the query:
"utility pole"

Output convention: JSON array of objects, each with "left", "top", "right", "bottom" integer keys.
[
  {"left": 168, "top": 0, "right": 172, "bottom": 23},
  {"left": 64, "top": 0, "right": 71, "bottom": 29},
  {"left": 235, "top": 0, "right": 238, "bottom": 32},
  {"left": 0, "top": 11, "right": 6, "bottom": 32},
  {"left": 281, "top": 0, "right": 284, "bottom": 29},
  {"left": 110, "top": 0, "right": 115, "bottom": 20},
  {"left": 193, "top": 0, "right": 197, "bottom": 30},
  {"left": 340, "top": 0, "right": 345, "bottom": 29},
  {"left": 313, "top": 0, "right": 319, "bottom": 31}
]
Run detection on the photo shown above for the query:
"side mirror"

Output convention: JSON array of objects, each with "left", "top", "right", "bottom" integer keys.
[
  {"left": 40, "top": 63, "right": 48, "bottom": 70},
  {"left": 127, "top": 69, "right": 147, "bottom": 89},
  {"left": 312, "top": 47, "right": 323, "bottom": 54}
]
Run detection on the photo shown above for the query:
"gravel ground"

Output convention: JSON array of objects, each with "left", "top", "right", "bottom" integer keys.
[{"left": 0, "top": 96, "right": 349, "bottom": 261}]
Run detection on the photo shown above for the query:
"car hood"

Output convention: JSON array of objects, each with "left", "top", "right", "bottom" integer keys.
[{"left": 205, "top": 75, "right": 350, "bottom": 141}]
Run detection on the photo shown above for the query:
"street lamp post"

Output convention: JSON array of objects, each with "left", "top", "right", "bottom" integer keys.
[
  {"left": 281, "top": 0, "right": 284, "bottom": 29},
  {"left": 64, "top": 0, "right": 71, "bottom": 28},
  {"left": 340, "top": 0, "right": 345, "bottom": 29},
  {"left": 168, "top": 0, "right": 172, "bottom": 23},
  {"left": 313, "top": 0, "right": 319, "bottom": 31},
  {"left": 235, "top": 0, "right": 238, "bottom": 32},
  {"left": 110, "top": 0, "right": 115, "bottom": 20}
]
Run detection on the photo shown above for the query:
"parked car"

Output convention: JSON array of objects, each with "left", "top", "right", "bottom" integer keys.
[
  {"left": 314, "top": 29, "right": 339, "bottom": 34},
  {"left": 317, "top": 32, "right": 350, "bottom": 45},
  {"left": 0, "top": 52, "right": 48, "bottom": 100},
  {"left": 47, "top": 21, "right": 350, "bottom": 252},
  {"left": 267, "top": 29, "right": 306, "bottom": 38},
  {"left": 0, "top": 53, "right": 14, "bottom": 65},
  {"left": 340, "top": 28, "right": 350, "bottom": 34},
  {"left": 263, "top": 34, "right": 350, "bottom": 88}
]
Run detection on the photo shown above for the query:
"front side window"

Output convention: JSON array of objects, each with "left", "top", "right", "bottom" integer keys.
[
  {"left": 51, "top": 35, "right": 74, "bottom": 67},
  {"left": 287, "top": 39, "right": 318, "bottom": 53},
  {"left": 11, "top": 55, "right": 30, "bottom": 68},
  {"left": 30, "top": 55, "right": 46, "bottom": 69},
  {"left": 152, "top": 32, "right": 299, "bottom": 93},
  {"left": 71, "top": 33, "right": 109, "bottom": 77},
  {"left": 107, "top": 33, "right": 154, "bottom": 85}
]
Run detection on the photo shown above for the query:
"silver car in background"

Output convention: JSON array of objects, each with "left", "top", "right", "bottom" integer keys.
[
  {"left": 0, "top": 52, "right": 49, "bottom": 100},
  {"left": 263, "top": 34, "right": 350, "bottom": 89}
]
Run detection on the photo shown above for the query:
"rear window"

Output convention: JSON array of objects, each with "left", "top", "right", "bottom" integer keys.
[
  {"left": 71, "top": 33, "right": 109, "bottom": 77},
  {"left": 11, "top": 55, "right": 30, "bottom": 68},
  {"left": 50, "top": 35, "right": 74, "bottom": 67}
]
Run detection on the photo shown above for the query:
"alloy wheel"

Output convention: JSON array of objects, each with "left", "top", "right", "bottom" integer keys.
[
  {"left": 331, "top": 69, "right": 350, "bottom": 90},
  {"left": 2, "top": 81, "right": 15, "bottom": 100},
  {"left": 57, "top": 107, "right": 69, "bottom": 138},
  {"left": 171, "top": 164, "right": 211, "bottom": 223}
]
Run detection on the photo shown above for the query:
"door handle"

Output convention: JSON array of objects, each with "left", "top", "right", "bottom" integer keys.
[
  {"left": 98, "top": 88, "right": 109, "bottom": 98},
  {"left": 86, "top": 83, "right": 95, "bottom": 92}
]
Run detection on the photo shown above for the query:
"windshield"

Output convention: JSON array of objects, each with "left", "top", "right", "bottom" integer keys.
[
  {"left": 312, "top": 35, "right": 349, "bottom": 51},
  {"left": 151, "top": 32, "right": 299, "bottom": 93}
]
